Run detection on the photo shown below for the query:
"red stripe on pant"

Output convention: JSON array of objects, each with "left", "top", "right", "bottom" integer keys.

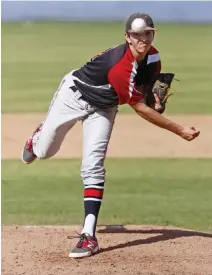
[{"left": 84, "top": 189, "right": 104, "bottom": 198}]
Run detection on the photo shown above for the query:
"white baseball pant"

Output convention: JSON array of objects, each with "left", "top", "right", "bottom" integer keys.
[{"left": 32, "top": 71, "right": 117, "bottom": 185}]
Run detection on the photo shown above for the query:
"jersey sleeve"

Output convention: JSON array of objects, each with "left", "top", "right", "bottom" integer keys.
[
  {"left": 155, "top": 59, "right": 161, "bottom": 74},
  {"left": 147, "top": 46, "right": 162, "bottom": 77},
  {"left": 153, "top": 58, "right": 161, "bottom": 77},
  {"left": 108, "top": 63, "right": 144, "bottom": 105}
]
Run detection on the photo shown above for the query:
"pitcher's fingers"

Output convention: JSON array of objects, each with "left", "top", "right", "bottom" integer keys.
[
  {"left": 153, "top": 93, "right": 160, "bottom": 103},
  {"left": 191, "top": 126, "right": 197, "bottom": 131},
  {"left": 194, "top": 130, "right": 200, "bottom": 137}
]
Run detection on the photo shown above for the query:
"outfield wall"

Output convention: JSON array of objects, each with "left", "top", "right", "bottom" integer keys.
[{"left": 2, "top": 1, "right": 212, "bottom": 23}]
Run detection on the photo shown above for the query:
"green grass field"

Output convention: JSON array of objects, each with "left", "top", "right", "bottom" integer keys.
[
  {"left": 2, "top": 22, "right": 212, "bottom": 113},
  {"left": 2, "top": 21, "right": 212, "bottom": 234},
  {"left": 2, "top": 159, "right": 212, "bottom": 232}
]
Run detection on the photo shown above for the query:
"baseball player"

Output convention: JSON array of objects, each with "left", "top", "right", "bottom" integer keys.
[{"left": 21, "top": 13, "right": 200, "bottom": 258}]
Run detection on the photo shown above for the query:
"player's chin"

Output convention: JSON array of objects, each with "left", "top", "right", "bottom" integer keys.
[
  {"left": 137, "top": 45, "right": 151, "bottom": 54},
  {"left": 137, "top": 48, "right": 148, "bottom": 55}
]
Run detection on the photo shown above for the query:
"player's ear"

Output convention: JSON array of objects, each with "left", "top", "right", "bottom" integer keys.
[{"left": 125, "top": 33, "right": 132, "bottom": 44}]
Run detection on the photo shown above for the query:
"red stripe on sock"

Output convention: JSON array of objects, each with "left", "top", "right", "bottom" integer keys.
[{"left": 84, "top": 189, "right": 104, "bottom": 198}]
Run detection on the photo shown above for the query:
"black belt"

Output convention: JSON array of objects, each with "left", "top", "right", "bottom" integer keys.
[{"left": 69, "top": 85, "right": 78, "bottom": 93}]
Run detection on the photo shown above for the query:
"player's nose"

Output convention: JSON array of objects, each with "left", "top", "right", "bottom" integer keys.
[{"left": 139, "top": 36, "right": 149, "bottom": 43}]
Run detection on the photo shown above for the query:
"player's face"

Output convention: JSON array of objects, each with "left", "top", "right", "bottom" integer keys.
[{"left": 126, "top": 30, "right": 154, "bottom": 55}]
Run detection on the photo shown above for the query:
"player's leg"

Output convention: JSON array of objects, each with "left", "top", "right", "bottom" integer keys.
[
  {"left": 21, "top": 72, "right": 95, "bottom": 164},
  {"left": 69, "top": 106, "right": 118, "bottom": 258}
]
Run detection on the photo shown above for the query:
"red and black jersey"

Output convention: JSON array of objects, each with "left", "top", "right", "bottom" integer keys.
[{"left": 72, "top": 43, "right": 161, "bottom": 109}]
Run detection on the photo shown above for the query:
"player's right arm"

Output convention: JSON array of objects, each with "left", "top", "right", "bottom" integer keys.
[
  {"left": 108, "top": 54, "right": 200, "bottom": 142},
  {"left": 130, "top": 101, "right": 200, "bottom": 141}
]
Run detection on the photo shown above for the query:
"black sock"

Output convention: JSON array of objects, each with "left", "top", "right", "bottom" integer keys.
[{"left": 82, "top": 182, "right": 104, "bottom": 237}]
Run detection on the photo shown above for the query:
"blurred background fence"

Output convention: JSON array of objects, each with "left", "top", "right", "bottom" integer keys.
[
  {"left": 2, "top": 1, "right": 212, "bottom": 114},
  {"left": 2, "top": 1, "right": 212, "bottom": 23}
]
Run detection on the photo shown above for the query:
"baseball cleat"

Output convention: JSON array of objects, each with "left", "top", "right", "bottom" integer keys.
[
  {"left": 21, "top": 124, "right": 42, "bottom": 164},
  {"left": 68, "top": 233, "right": 99, "bottom": 258}
]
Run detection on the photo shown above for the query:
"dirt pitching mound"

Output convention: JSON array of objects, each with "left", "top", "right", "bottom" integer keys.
[{"left": 2, "top": 225, "right": 212, "bottom": 275}]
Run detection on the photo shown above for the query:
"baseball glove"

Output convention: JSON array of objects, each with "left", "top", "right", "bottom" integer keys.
[{"left": 143, "top": 73, "right": 175, "bottom": 114}]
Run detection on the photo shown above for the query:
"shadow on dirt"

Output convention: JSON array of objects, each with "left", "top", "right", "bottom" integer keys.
[{"left": 97, "top": 225, "right": 212, "bottom": 254}]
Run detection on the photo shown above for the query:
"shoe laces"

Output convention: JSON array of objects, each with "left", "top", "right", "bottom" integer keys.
[
  {"left": 67, "top": 232, "right": 90, "bottom": 248},
  {"left": 67, "top": 231, "right": 82, "bottom": 240}
]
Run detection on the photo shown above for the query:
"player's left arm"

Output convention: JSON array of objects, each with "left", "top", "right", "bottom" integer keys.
[
  {"left": 141, "top": 49, "right": 175, "bottom": 114},
  {"left": 139, "top": 50, "right": 162, "bottom": 111}
]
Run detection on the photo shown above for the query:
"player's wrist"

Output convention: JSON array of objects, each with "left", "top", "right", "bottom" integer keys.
[{"left": 168, "top": 122, "right": 184, "bottom": 136}]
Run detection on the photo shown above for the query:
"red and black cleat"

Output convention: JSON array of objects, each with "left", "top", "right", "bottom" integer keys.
[
  {"left": 21, "top": 124, "right": 42, "bottom": 164},
  {"left": 68, "top": 233, "right": 99, "bottom": 258}
]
